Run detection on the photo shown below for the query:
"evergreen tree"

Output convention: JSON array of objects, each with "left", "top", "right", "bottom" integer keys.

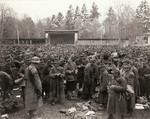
[
  {"left": 81, "top": 3, "right": 88, "bottom": 23},
  {"left": 74, "top": 6, "right": 80, "bottom": 20},
  {"left": 104, "top": 7, "right": 117, "bottom": 38},
  {"left": 51, "top": 15, "right": 58, "bottom": 29},
  {"left": 56, "top": 12, "right": 64, "bottom": 28},
  {"left": 65, "top": 5, "right": 75, "bottom": 30},
  {"left": 90, "top": 2, "right": 100, "bottom": 20},
  {"left": 45, "top": 17, "right": 51, "bottom": 29}
]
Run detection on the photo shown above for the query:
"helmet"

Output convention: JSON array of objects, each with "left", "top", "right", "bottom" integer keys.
[{"left": 31, "top": 56, "right": 40, "bottom": 64}]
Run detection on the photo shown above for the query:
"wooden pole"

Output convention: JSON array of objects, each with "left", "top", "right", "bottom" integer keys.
[{"left": 16, "top": 25, "right": 19, "bottom": 45}]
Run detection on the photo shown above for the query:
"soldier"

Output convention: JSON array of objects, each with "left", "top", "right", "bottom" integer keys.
[
  {"left": 0, "top": 71, "right": 13, "bottom": 99},
  {"left": 106, "top": 69, "right": 127, "bottom": 119},
  {"left": 24, "top": 56, "right": 43, "bottom": 119},
  {"left": 131, "top": 61, "right": 140, "bottom": 99},
  {"left": 56, "top": 60, "right": 65, "bottom": 104},
  {"left": 64, "top": 58, "right": 77, "bottom": 100},
  {"left": 16, "top": 56, "right": 31, "bottom": 105},
  {"left": 138, "top": 62, "right": 147, "bottom": 97},
  {"left": 48, "top": 60, "right": 58, "bottom": 105},
  {"left": 122, "top": 63, "right": 135, "bottom": 117},
  {"left": 76, "top": 55, "right": 85, "bottom": 89},
  {"left": 82, "top": 58, "right": 98, "bottom": 100},
  {"left": 42, "top": 60, "right": 53, "bottom": 99},
  {"left": 143, "top": 64, "right": 150, "bottom": 102},
  {"left": 98, "top": 64, "right": 111, "bottom": 110}
]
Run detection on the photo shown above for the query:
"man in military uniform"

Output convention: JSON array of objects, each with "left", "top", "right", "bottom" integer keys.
[
  {"left": 98, "top": 64, "right": 111, "bottom": 110},
  {"left": 42, "top": 60, "right": 53, "bottom": 99},
  {"left": 121, "top": 61, "right": 135, "bottom": 117},
  {"left": 56, "top": 60, "right": 65, "bottom": 104},
  {"left": 138, "top": 62, "right": 147, "bottom": 97},
  {"left": 82, "top": 58, "right": 98, "bottom": 100},
  {"left": 48, "top": 60, "right": 58, "bottom": 105},
  {"left": 107, "top": 69, "right": 127, "bottom": 119},
  {"left": 0, "top": 71, "right": 13, "bottom": 99},
  {"left": 64, "top": 58, "right": 77, "bottom": 100},
  {"left": 24, "top": 56, "right": 43, "bottom": 119}
]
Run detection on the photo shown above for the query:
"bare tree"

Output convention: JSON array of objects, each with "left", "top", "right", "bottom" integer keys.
[
  {"left": 113, "top": 2, "right": 136, "bottom": 46},
  {"left": 0, "top": 2, "right": 16, "bottom": 41}
]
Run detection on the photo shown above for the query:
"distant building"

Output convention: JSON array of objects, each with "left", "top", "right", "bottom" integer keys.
[
  {"left": 3, "top": 38, "right": 45, "bottom": 45},
  {"left": 45, "top": 30, "right": 78, "bottom": 45},
  {"left": 78, "top": 38, "right": 129, "bottom": 47},
  {"left": 135, "top": 32, "right": 150, "bottom": 46},
  {"left": 3, "top": 37, "right": 129, "bottom": 47},
  {"left": 3, "top": 30, "right": 129, "bottom": 47}
]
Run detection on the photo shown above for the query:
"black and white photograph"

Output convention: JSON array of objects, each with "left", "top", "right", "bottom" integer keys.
[{"left": 0, "top": 0, "right": 150, "bottom": 119}]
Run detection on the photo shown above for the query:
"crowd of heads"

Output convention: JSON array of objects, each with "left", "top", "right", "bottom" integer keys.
[{"left": 1, "top": 44, "right": 150, "bottom": 70}]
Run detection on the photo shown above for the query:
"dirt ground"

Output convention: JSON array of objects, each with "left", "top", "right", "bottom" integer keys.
[
  {"left": 6, "top": 99, "right": 150, "bottom": 119},
  {"left": 3, "top": 89, "right": 150, "bottom": 119}
]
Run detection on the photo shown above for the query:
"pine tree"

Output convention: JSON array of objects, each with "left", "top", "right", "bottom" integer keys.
[
  {"left": 81, "top": 4, "right": 88, "bottom": 23},
  {"left": 65, "top": 5, "right": 75, "bottom": 30},
  {"left": 51, "top": 15, "right": 58, "bottom": 29},
  {"left": 56, "top": 12, "right": 64, "bottom": 28},
  {"left": 74, "top": 6, "right": 80, "bottom": 20},
  {"left": 104, "top": 7, "right": 117, "bottom": 38},
  {"left": 90, "top": 2, "right": 100, "bottom": 20}
]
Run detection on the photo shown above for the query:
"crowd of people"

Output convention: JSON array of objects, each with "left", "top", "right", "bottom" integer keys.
[{"left": 0, "top": 44, "right": 150, "bottom": 119}]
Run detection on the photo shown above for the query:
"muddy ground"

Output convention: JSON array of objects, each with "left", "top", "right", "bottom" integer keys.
[
  {"left": 3, "top": 89, "right": 150, "bottom": 119},
  {"left": 6, "top": 99, "right": 150, "bottom": 119}
]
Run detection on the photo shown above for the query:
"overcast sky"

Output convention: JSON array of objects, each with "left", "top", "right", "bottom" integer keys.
[{"left": 2, "top": 0, "right": 145, "bottom": 22}]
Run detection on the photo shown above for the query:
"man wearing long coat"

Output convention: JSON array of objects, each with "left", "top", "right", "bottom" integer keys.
[
  {"left": 64, "top": 58, "right": 77, "bottom": 99},
  {"left": 48, "top": 61, "right": 58, "bottom": 105},
  {"left": 98, "top": 65, "right": 111, "bottom": 108},
  {"left": 82, "top": 59, "right": 98, "bottom": 100},
  {"left": 132, "top": 64, "right": 140, "bottom": 98},
  {"left": 0, "top": 71, "right": 13, "bottom": 99},
  {"left": 24, "top": 56, "right": 43, "bottom": 119},
  {"left": 122, "top": 64, "right": 135, "bottom": 116},
  {"left": 138, "top": 62, "right": 147, "bottom": 96},
  {"left": 56, "top": 62, "right": 65, "bottom": 104},
  {"left": 143, "top": 65, "right": 150, "bottom": 102},
  {"left": 107, "top": 69, "right": 127, "bottom": 119}
]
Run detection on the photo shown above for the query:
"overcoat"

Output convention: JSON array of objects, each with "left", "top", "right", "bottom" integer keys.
[
  {"left": 64, "top": 61, "right": 77, "bottom": 92},
  {"left": 83, "top": 63, "right": 99, "bottom": 96},
  {"left": 132, "top": 66, "right": 140, "bottom": 97},
  {"left": 49, "top": 66, "right": 57, "bottom": 102},
  {"left": 64, "top": 62, "right": 77, "bottom": 82},
  {"left": 122, "top": 70, "right": 135, "bottom": 110},
  {"left": 98, "top": 69, "right": 111, "bottom": 104},
  {"left": 24, "top": 65, "right": 43, "bottom": 111},
  {"left": 107, "top": 76, "right": 127, "bottom": 115},
  {"left": 0, "top": 71, "right": 13, "bottom": 99},
  {"left": 56, "top": 66, "right": 65, "bottom": 103},
  {"left": 144, "top": 67, "right": 150, "bottom": 101},
  {"left": 138, "top": 66, "right": 147, "bottom": 96}
]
